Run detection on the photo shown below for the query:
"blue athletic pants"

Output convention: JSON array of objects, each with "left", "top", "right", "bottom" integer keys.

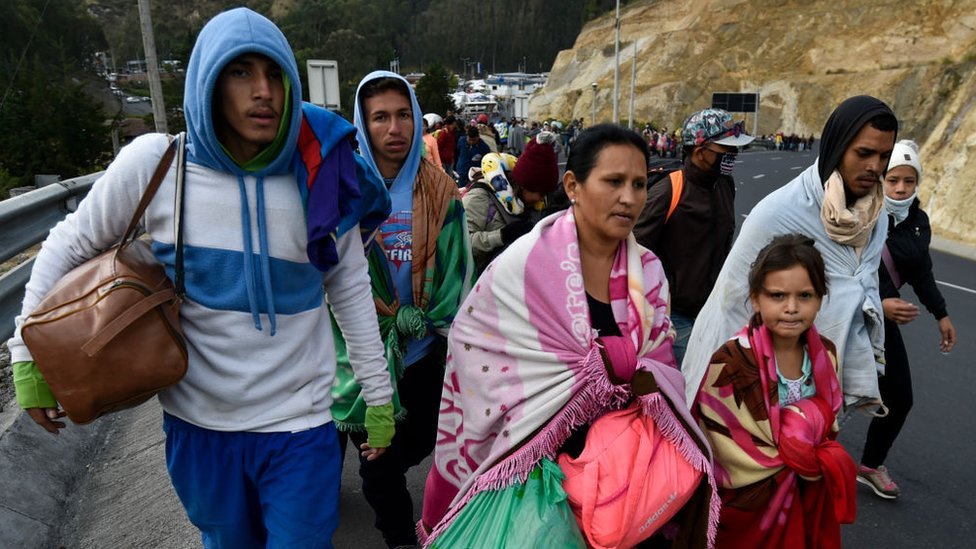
[
  {"left": 163, "top": 413, "right": 341, "bottom": 549},
  {"left": 671, "top": 311, "right": 695, "bottom": 367}
]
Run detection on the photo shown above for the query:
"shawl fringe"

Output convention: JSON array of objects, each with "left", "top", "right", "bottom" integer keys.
[
  {"left": 416, "top": 520, "right": 430, "bottom": 546},
  {"left": 421, "top": 345, "right": 630, "bottom": 546}
]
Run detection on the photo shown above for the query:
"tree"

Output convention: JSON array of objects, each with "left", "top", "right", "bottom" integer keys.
[
  {"left": 0, "top": 56, "right": 111, "bottom": 195},
  {"left": 0, "top": 0, "right": 111, "bottom": 198},
  {"left": 414, "top": 63, "right": 454, "bottom": 116}
]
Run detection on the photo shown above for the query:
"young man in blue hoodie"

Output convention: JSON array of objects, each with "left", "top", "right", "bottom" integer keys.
[
  {"left": 8, "top": 8, "right": 394, "bottom": 547},
  {"left": 333, "top": 71, "right": 473, "bottom": 547}
]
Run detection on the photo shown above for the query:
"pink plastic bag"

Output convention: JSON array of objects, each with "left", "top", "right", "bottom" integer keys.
[{"left": 558, "top": 402, "right": 703, "bottom": 548}]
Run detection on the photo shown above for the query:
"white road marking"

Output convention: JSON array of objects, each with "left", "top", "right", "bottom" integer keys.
[
  {"left": 937, "top": 280, "right": 976, "bottom": 295},
  {"left": 791, "top": 166, "right": 803, "bottom": 170},
  {"left": 771, "top": 156, "right": 782, "bottom": 160},
  {"left": 742, "top": 214, "right": 748, "bottom": 218},
  {"left": 753, "top": 174, "right": 766, "bottom": 179}
]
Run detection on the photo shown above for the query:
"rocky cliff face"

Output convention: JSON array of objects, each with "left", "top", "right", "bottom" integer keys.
[{"left": 531, "top": 0, "right": 976, "bottom": 246}]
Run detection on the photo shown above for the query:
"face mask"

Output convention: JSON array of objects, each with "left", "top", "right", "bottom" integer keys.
[
  {"left": 883, "top": 191, "right": 917, "bottom": 226},
  {"left": 719, "top": 153, "right": 737, "bottom": 176}
]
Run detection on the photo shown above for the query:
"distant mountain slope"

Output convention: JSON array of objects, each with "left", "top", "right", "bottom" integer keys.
[
  {"left": 84, "top": 0, "right": 617, "bottom": 78},
  {"left": 531, "top": 0, "right": 976, "bottom": 246}
]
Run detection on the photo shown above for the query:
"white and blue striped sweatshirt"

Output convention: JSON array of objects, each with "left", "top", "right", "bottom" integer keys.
[
  {"left": 9, "top": 134, "right": 392, "bottom": 432},
  {"left": 8, "top": 8, "right": 391, "bottom": 432}
]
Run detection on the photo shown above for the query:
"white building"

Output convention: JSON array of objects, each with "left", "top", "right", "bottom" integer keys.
[{"left": 483, "top": 72, "right": 547, "bottom": 98}]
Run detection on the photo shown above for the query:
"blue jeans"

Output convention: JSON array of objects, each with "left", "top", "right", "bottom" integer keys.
[
  {"left": 670, "top": 311, "right": 695, "bottom": 368},
  {"left": 163, "top": 414, "right": 341, "bottom": 549}
]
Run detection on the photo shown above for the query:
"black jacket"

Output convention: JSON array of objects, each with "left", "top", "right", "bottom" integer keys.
[
  {"left": 880, "top": 199, "right": 947, "bottom": 320},
  {"left": 633, "top": 169, "right": 735, "bottom": 317}
]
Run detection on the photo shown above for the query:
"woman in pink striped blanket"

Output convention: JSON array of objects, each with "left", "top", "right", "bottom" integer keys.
[{"left": 420, "top": 124, "right": 718, "bottom": 548}]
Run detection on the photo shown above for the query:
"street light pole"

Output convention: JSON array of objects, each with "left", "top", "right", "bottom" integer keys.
[
  {"left": 137, "top": 0, "right": 166, "bottom": 133},
  {"left": 628, "top": 41, "right": 637, "bottom": 130},
  {"left": 753, "top": 92, "right": 760, "bottom": 137},
  {"left": 591, "top": 82, "right": 598, "bottom": 126},
  {"left": 612, "top": 0, "right": 620, "bottom": 125}
]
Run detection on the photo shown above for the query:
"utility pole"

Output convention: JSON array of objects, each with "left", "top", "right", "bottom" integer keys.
[
  {"left": 753, "top": 92, "right": 760, "bottom": 137},
  {"left": 628, "top": 41, "right": 637, "bottom": 130},
  {"left": 591, "top": 82, "right": 598, "bottom": 125},
  {"left": 612, "top": 0, "right": 620, "bottom": 125},
  {"left": 138, "top": 0, "right": 167, "bottom": 133}
]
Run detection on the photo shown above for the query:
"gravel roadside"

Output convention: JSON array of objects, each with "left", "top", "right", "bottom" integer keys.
[
  {"left": 1, "top": 246, "right": 40, "bottom": 412},
  {"left": 1, "top": 343, "right": 14, "bottom": 413}
]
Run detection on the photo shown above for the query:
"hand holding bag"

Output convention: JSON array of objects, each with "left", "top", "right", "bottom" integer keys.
[
  {"left": 21, "top": 134, "right": 188, "bottom": 424},
  {"left": 557, "top": 399, "right": 704, "bottom": 549}
]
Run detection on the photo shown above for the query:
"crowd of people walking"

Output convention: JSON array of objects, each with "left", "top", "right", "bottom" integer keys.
[{"left": 5, "top": 7, "right": 961, "bottom": 549}]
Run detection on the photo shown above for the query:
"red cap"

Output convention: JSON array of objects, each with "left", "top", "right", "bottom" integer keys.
[
  {"left": 512, "top": 138, "right": 559, "bottom": 193},
  {"left": 477, "top": 114, "right": 489, "bottom": 124}
]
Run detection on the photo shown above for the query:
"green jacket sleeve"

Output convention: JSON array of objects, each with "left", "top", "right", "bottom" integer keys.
[
  {"left": 427, "top": 199, "right": 475, "bottom": 337},
  {"left": 12, "top": 361, "right": 58, "bottom": 409},
  {"left": 364, "top": 402, "right": 395, "bottom": 448}
]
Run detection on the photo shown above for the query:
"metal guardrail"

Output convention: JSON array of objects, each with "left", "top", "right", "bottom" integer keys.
[{"left": 0, "top": 172, "right": 103, "bottom": 341}]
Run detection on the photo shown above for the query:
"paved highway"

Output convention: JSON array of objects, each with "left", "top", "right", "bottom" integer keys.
[{"left": 733, "top": 148, "right": 976, "bottom": 548}]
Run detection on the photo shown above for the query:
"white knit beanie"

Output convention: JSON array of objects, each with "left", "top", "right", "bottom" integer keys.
[
  {"left": 886, "top": 139, "right": 922, "bottom": 185},
  {"left": 535, "top": 130, "right": 558, "bottom": 145}
]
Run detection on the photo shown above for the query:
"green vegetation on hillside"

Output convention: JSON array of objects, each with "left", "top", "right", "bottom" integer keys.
[
  {"left": 91, "top": 0, "right": 628, "bottom": 115},
  {"left": 1, "top": 0, "right": 631, "bottom": 197},
  {"left": 0, "top": 0, "right": 111, "bottom": 198},
  {"left": 414, "top": 64, "right": 456, "bottom": 116}
]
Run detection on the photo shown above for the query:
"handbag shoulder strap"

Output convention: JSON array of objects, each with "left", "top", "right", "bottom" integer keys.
[
  {"left": 118, "top": 136, "right": 179, "bottom": 248},
  {"left": 881, "top": 242, "right": 903, "bottom": 289},
  {"left": 470, "top": 181, "right": 514, "bottom": 225},
  {"left": 173, "top": 132, "right": 186, "bottom": 297}
]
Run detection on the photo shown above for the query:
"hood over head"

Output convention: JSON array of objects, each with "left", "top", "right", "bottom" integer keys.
[
  {"left": 817, "top": 95, "right": 897, "bottom": 183},
  {"left": 353, "top": 71, "right": 424, "bottom": 193},
  {"left": 184, "top": 7, "right": 302, "bottom": 176},
  {"left": 180, "top": 7, "right": 306, "bottom": 336}
]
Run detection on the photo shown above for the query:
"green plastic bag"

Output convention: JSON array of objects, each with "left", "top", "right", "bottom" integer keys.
[{"left": 429, "top": 459, "right": 586, "bottom": 549}]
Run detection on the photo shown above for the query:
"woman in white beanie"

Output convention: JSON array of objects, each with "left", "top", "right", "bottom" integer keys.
[{"left": 857, "top": 139, "right": 957, "bottom": 499}]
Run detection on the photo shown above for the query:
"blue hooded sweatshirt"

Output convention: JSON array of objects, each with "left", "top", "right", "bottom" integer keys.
[
  {"left": 179, "top": 7, "right": 309, "bottom": 335},
  {"left": 10, "top": 7, "right": 393, "bottom": 432},
  {"left": 179, "top": 7, "right": 383, "bottom": 336}
]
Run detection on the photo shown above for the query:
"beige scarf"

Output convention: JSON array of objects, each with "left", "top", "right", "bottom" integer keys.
[{"left": 820, "top": 170, "right": 884, "bottom": 251}]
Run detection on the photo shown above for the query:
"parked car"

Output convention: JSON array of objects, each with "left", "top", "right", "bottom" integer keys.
[
  {"left": 746, "top": 138, "right": 777, "bottom": 151},
  {"left": 125, "top": 96, "right": 141, "bottom": 103}
]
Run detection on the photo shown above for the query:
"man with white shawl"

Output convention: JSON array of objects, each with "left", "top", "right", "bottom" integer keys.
[{"left": 682, "top": 95, "right": 898, "bottom": 410}]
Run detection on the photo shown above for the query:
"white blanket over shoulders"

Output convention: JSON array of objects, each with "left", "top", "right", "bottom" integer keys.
[{"left": 681, "top": 163, "right": 887, "bottom": 409}]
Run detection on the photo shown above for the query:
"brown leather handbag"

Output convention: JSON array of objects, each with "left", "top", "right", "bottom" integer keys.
[{"left": 21, "top": 134, "right": 188, "bottom": 424}]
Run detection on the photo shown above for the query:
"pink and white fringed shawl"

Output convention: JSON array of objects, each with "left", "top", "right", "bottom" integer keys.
[{"left": 420, "top": 208, "right": 720, "bottom": 546}]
